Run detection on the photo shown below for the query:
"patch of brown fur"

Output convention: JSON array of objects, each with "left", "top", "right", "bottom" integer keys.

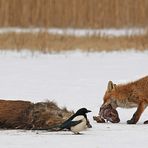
[
  {"left": 0, "top": 100, "right": 73, "bottom": 130},
  {"left": 116, "top": 76, "right": 148, "bottom": 105}
]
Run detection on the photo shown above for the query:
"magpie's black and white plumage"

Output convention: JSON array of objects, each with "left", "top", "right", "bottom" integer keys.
[{"left": 57, "top": 108, "right": 91, "bottom": 134}]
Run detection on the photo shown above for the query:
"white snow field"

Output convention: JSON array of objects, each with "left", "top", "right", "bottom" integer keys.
[{"left": 0, "top": 50, "right": 148, "bottom": 148}]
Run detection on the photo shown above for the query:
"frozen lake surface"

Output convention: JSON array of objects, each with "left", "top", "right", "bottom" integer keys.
[{"left": 0, "top": 50, "right": 148, "bottom": 148}]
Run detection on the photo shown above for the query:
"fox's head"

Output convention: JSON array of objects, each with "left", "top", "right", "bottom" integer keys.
[
  {"left": 99, "top": 81, "right": 120, "bottom": 123},
  {"left": 102, "top": 81, "right": 118, "bottom": 109}
]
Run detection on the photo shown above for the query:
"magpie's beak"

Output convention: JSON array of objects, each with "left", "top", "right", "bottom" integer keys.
[{"left": 87, "top": 110, "right": 91, "bottom": 113}]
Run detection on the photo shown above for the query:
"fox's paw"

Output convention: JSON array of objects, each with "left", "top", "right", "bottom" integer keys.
[{"left": 127, "top": 119, "right": 136, "bottom": 124}]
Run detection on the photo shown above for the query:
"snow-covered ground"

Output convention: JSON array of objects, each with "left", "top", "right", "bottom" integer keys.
[
  {"left": 0, "top": 50, "right": 148, "bottom": 148},
  {"left": 0, "top": 27, "right": 146, "bottom": 37}
]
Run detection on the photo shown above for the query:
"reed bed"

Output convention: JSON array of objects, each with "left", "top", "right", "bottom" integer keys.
[
  {"left": 0, "top": 32, "right": 147, "bottom": 52},
  {"left": 0, "top": 0, "right": 148, "bottom": 28}
]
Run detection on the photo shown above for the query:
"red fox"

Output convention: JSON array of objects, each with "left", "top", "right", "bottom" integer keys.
[{"left": 101, "top": 76, "right": 148, "bottom": 124}]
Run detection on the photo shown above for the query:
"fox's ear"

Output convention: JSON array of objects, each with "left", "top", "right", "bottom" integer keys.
[
  {"left": 107, "top": 81, "right": 116, "bottom": 91},
  {"left": 107, "top": 81, "right": 114, "bottom": 91}
]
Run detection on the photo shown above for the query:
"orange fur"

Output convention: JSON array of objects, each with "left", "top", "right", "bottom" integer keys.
[{"left": 102, "top": 76, "right": 148, "bottom": 124}]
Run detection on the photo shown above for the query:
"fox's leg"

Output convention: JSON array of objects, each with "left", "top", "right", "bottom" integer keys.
[
  {"left": 127, "top": 102, "right": 145, "bottom": 124},
  {"left": 144, "top": 103, "right": 148, "bottom": 124}
]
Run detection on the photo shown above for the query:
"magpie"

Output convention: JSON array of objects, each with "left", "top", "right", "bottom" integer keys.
[{"left": 57, "top": 108, "right": 91, "bottom": 134}]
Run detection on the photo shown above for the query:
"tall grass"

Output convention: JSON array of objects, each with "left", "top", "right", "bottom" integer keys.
[
  {"left": 0, "top": 32, "right": 147, "bottom": 52},
  {"left": 0, "top": 0, "right": 148, "bottom": 28}
]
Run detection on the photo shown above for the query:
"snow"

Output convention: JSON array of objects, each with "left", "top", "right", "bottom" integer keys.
[
  {"left": 0, "top": 27, "right": 146, "bottom": 37},
  {"left": 0, "top": 50, "right": 148, "bottom": 148}
]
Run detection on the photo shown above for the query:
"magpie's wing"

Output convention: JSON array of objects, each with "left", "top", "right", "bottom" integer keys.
[
  {"left": 60, "top": 118, "right": 82, "bottom": 130},
  {"left": 60, "top": 119, "right": 82, "bottom": 130}
]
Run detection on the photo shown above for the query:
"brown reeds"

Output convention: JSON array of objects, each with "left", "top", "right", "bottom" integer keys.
[
  {"left": 0, "top": 0, "right": 148, "bottom": 28},
  {"left": 0, "top": 32, "right": 148, "bottom": 52}
]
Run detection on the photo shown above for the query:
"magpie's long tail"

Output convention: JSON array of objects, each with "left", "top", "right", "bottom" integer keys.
[{"left": 31, "top": 124, "right": 63, "bottom": 131}]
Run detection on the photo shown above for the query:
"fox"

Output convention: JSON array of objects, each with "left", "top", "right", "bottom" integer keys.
[{"left": 101, "top": 75, "right": 148, "bottom": 124}]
